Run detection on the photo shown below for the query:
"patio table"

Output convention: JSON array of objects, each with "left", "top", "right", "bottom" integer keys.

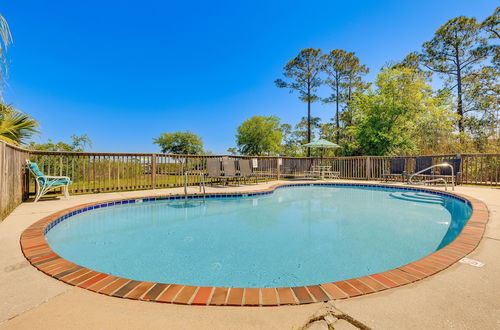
[{"left": 306, "top": 165, "right": 340, "bottom": 180}]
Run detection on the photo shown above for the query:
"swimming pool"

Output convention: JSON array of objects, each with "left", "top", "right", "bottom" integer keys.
[{"left": 43, "top": 184, "right": 471, "bottom": 289}]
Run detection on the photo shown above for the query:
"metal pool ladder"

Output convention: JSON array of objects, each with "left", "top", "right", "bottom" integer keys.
[
  {"left": 183, "top": 170, "right": 206, "bottom": 200},
  {"left": 408, "top": 163, "right": 455, "bottom": 191}
]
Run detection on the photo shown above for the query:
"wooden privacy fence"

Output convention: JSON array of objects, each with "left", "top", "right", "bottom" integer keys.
[
  {"left": 1, "top": 142, "right": 499, "bottom": 220},
  {"left": 0, "top": 142, "right": 30, "bottom": 220}
]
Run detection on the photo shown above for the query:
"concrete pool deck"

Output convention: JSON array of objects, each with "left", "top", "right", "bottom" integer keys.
[{"left": 1, "top": 180, "right": 499, "bottom": 329}]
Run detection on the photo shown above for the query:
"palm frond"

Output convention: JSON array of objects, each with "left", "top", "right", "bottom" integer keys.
[
  {"left": 0, "top": 14, "right": 12, "bottom": 59},
  {"left": 0, "top": 103, "right": 39, "bottom": 146},
  {"left": 0, "top": 14, "right": 13, "bottom": 98}
]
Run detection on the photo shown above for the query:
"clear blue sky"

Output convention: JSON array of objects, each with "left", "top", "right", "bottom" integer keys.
[{"left": 1, "top": 1, "right": 497, "bottom": 153}]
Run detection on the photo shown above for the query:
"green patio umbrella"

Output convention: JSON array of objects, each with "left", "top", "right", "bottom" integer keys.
[{"left": 303, "top": 138, "right": 340, "bottom": 161}]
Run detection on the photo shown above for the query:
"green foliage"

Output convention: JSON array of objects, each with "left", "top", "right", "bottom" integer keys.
[
  {"left": 0, "top": 103, "right": 39, "bottom": 145},
  {"left": 463, "top": 65, "right": 499, "bottom": 127},
  {"left": 235, "top": 116, "right": 283, "bottom": 155},
  {"left": 481, "top": 8, "right": 500, "bottom": 70},
  {"left": 323, "top": 49, "right": 369, "bottom": 143},
  {"left": 420, "top": 16, "right": 488, "bottom": 76},
  {"left": 481, "top": 7, "right": 500, "bottom": 40},
  {"left": 391, "top": 52, "right": 432, "bottom": 80},
  {"left": 280, "top": 123, "right": 300, "bottom": 156},
  {"left": 153, "top": 131, "right": 204, "bottom": 155},
  {"left": 420, "top": 14, "right": 494, "bottom": 132},
  {"left": 350, "top": 67, "right": 456, "bottom": 155},
  {"left": 279, "top": 117, "right": 322, "bottom": 156},
  {"left": 391, "top": 52, "right": 421, "bottom": 71},
  {"left": 70, "top": 134, "right": 92, "bottom": 151},
  {"left": 463, "top": 116, "right": 496, "bottom": 152},
  {"left": 292, "top": 116, "right": 322, "bottom": 145},
  {"left": 412, "top": 90, "right": 458, "bottom": 153},
  {"left": 28, "top": 134, "right": 93, "bottom": 152},
  {"left": 319, "top": 122, "right": 337, "bottom": 143},
  {"left": 275, "top": 48, "right": 325, "bottom": 150},
  {"left": 275, "top": 48, "right": 325, "bottom": 103}
]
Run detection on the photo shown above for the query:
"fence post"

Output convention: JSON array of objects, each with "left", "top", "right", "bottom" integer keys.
[
  {"left": 23, "top": 151, "right": 30, "bottom": 200},
  {"left": 59, "top": 155, "right": 63, "bottom": 176},
  {"left": 277, "top": 158, "right": 282, "bottom": 180},
  {"left": 365, "top": 156, "right": 371, "bottom": 180},
  {"left": 151, "top": 154, "right": 156, "bottom": 189}
]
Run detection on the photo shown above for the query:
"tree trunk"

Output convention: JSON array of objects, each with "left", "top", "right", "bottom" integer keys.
[
  {"left": 347, "top": 85, "right": 352, "bottom": 123},
  {"left": 307, "top": 97, "right": 311, "bottom": 157},
  {"left": 335, "top": 77, "right": 340, "bottom": 144},
  {"left": 306, "top": 80, "right": 311, "bottom": 157},
  {"left": 456, "top": 51, "right": 464, "bottom": 133},
  {"left": 345, "top": 82, "right": 353, "bottom": 142}
]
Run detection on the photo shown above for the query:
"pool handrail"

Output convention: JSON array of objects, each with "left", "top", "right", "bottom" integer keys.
[
  {"left": 409, "top": 163, "right": 455, "bottom": 191},
  {"left": 183, "top": 170, "right": 206, "bottom": 200}
]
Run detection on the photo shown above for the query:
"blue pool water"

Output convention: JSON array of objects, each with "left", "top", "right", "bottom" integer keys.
[{"left": 45, "top": 185, "right": 472, "bottom": 288}]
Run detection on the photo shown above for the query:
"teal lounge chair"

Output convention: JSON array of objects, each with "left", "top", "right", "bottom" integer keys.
[{"left": 26, "top": 160, "right": 72, "bottom": 202}]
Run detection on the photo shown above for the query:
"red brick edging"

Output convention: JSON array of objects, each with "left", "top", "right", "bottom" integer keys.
[{"left": 20, "top": 183, "right": 489, "bottom": 306}]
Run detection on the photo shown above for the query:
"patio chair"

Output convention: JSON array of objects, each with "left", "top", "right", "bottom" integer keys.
[
  {"left": 382, "top": 158, "right": 407, "bottom": 182},
  {"left": 408, "top": 156, "right": 433, "bottom": 183},
  {"left": 238, "top": 159, "right": 257, "bottom": 184},
  {"left": 246, "top": 158, "right": 271, "bottom": 183},
  {"left": 206, "top": 158, "right": 225, "bottom": 185},
  {"left": 26, "top": 160, "right": 72, "bottom": 203},
  {"left": 414, "top": 156, "right": 433, "bottom": 175},
  {"left": 222, "top": 157, "right": 238, "bottom": 185}
]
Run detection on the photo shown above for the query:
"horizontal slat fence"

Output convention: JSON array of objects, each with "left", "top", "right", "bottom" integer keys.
[
  {"left": 1, "top": 142, "right": 499, "bottom": 221},
  {"left": 27, "top": 151, "right": 500, "bottom": 195},
  {"left": 28, "top": 153, "right": 281, "bottom": 194}
]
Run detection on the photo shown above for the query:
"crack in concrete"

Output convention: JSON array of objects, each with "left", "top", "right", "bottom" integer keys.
[
  {"left": 0, "top": 288, "right": 71, "bottom": 326},
  {"left": 301, "top": 302, "right": 372, "bottom": 330}
]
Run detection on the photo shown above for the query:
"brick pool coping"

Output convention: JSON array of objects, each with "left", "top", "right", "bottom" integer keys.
[{"left": 20, "top": 183, "right": 489, "bottom": 307}]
